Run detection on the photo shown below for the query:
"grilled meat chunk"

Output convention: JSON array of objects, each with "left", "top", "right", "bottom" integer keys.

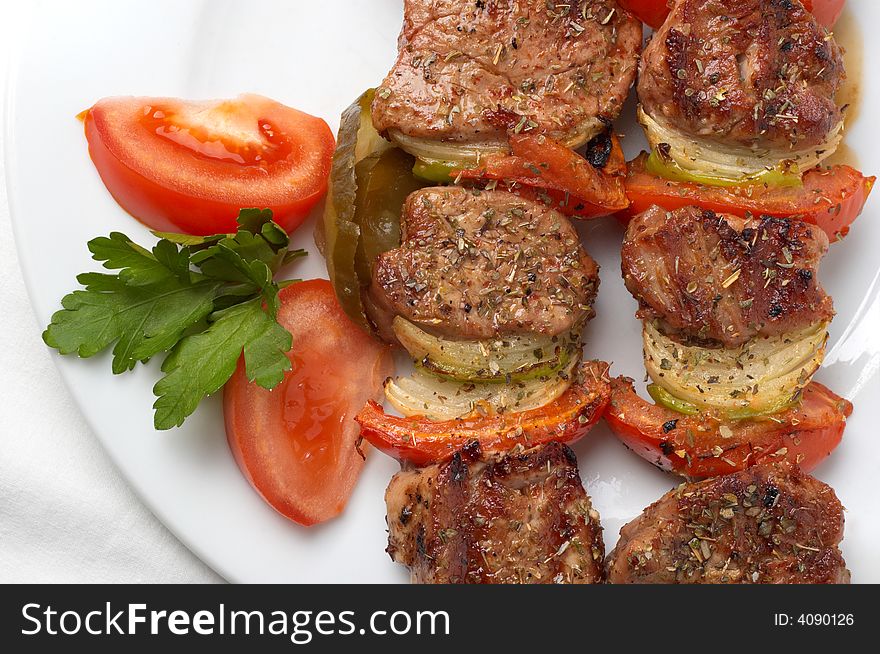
[
  {"left": 639, "top": 0, "right": 844, "bottom": 156},
  {"left": 607, "top": 462, "right": 849, "bottom": 584},
  {"left": 372, "top": 0, "right": 642, "bottom": 154},
  {"left": 368, "top": 186, "right": 599, "bottom": 342},
  {"left": 386, "top": 441, "right": 605, "bottom": 584},
  {"left": 621, "top": 205, "right": 833, "bottom": 348}
]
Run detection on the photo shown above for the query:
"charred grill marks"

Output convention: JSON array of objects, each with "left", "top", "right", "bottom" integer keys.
[
  {"left": 621, "top": 205, "right": 832, "bottom": 347},
  {"left": 639, "top": 0, "right": 844, "bottom": 151},
  {"left": 386, "top": 441, "right": 606, "bottom": 584}
]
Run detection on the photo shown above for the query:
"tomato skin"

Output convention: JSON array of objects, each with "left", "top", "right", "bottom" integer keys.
[
  {"left": 356, "top": 361, "right": 611, "bottom": 466},
  {"left": 604, "top": 375, "right": 852, "bottom": 478},
  {"left": 620, "top": 0, "right": 844, "bottom": 29},
  {"left": 618, "top": 0, "right": 672, "bottom": 29},
  {"left": 621, "top": 153, "right": 874, "bottom": 241},
  {"left": 802, "top": 0, "right": 846, "bottom": 28},
  {"left": 223, "top": 280, "right": 393, "bottom": 526},
  {"left": 456, "top": 134, "right": 629, "bottom": 218},
  {"left": 85, "top": 95, "right": 335, "bottom": 235}
]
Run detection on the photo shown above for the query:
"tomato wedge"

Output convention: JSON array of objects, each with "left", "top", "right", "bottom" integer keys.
[
  {"left": 622, "top": 153, "right": 874, "bottom": 241},
  {"left": 84, "top": 95, "right": 335, "bottom": 235},
  {"left": 620, "top": 0, "right": 845, "bottom": 29},
  {"left": 604, "top": 374, "right": 853, "bottom": 478},
  {"left": 224, "top": 280, "right": 393, "bottom": 526},
  {"left": 456, "top": 133, "right": 629, "bottom": 218},
  {"left": 356, "top": 361, "right": 611, "bottom": 466}
]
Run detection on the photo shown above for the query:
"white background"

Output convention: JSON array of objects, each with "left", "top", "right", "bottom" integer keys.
[{"left": 0, "top": 1, "right": 222, "bottom": 584}]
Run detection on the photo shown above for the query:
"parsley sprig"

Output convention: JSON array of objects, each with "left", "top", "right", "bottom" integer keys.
[{"left": 43, "top": 209, "right": 306, "bottom": 430}]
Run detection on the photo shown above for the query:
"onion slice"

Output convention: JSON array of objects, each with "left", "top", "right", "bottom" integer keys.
[
  {"left": 387, "top": 130, "right": 506, "bottom": 166},
  {"left": 392, "top": 316, "right": 580, "bottom": 383},
  {"left": 643, "top": 320, "right": 829, "bottom": 418},
  {"left": 388, "top": 119, "right": 602, "bottom": 167},
  {"left": 638, "top": 106, "right": 844, "bottom": 182},
  {"left": 384, "top": 357, "right": 579, "bottom": 421}
]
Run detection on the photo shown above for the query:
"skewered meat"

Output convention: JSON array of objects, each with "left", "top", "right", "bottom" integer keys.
[
  {"left": 372, "top": 0, "right": 642, "bottom": 156},
  {"left": 606, "top": 462, "right": 849, "bottom": 584},
  {"left": 368, "top": 186, "right": 599, "bottom": 342},
  {"left": 386, "top": 441, "right": 605, "bottom": 584},
  {"left": 638, "top": 0, "right": 845, "bottom": 174},
  {"left": 621, "top": 204, "right": 832, "bottom": 348}
]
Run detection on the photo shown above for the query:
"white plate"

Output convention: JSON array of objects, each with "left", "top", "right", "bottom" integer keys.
[{"left": 6, "top": 0, "right": 880, "bottom": 583}]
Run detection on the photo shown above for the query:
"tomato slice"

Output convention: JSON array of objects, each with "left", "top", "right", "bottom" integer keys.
[
  {"left": 356, "top": 361, "right": 611, "bottom": 466},
  {"left": 621, "top": 153, "right": 874, "bottom": 241},
  {"left": 223, "top": 280, "right": 393, "bottom": 526},
  {"left": 620, "top": 0, "right": 845, "bottom": 29},
  {"left": 604, "top": 374, "right": 852, "bottom": 478},
  {"left": 456, "top": 133, "right": 629, "bottom": 218},
  {"left": 85, "top": 95, "right": 335, "bottom": 235}
]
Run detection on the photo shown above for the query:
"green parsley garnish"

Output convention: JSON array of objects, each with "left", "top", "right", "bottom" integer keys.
[{"left": 42, "top": 209, "right": 306, "bottom": 430}]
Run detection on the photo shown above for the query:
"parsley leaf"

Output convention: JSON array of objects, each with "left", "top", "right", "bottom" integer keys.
[
  {"left": 153, "top": 299, "right": 292, "bottom": 430},
  {"left": 43, "top": 210, "right": 306, "bottom": 430},
  {"left": 44, "top": 268, "right": 220, "bottom": 374},
  {"left": 90, "top": 232, "right": 198, "bottom": 286}
]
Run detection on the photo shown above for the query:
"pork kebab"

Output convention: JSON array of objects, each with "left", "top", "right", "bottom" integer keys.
[
  {"left": 360, "top": 0, "right": 644, "bottom": 218},
  {"left": 604, "top": 205, "right": 853, "bottom": 478},
  {"left": 623, "top": 0, "right": 874, "bottom": 240},
  {"left": 356, "top": 186, "right": 611, "bottom": 464},
  {"left": 323, "top": 0, "right": 645, "bottom": 331},
  {"left": 639, "top": 0, "right": 845, "bottom": 179},
  {"left": 354, "top": 186, "right": 612, "bottom": 583},
  {"left": 607, "top": 462, "right": 849, "bottom": 584}
]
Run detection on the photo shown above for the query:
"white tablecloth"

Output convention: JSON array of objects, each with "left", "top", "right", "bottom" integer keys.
[{"left": 0, "top": 17, "right": 222, "bottom": 584}]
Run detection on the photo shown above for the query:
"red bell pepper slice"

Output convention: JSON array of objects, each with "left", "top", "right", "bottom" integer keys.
[
  {"left": 621, "top": 153, "right": 874, "bottom": 241},
  {"left": 604, "top": 374, "right": 853, "bottom": 479},
  {"left": 356, "top": 361, "right": 611, "bottom": 466},
  {"left": 456, "top": 133, "right": 629, "bottom": 219}
]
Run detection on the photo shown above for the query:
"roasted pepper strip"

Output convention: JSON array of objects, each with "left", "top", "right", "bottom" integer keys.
[
  {"left": 412, "top": 158, "right": 460, "bottom": 183},
  {"left": 456, "top": 133, "right": 629, "bottom": 218},
  {"left": 323, "top": 91, "right": 426, "bottom": 330},
  {"left": 356, "top": 361, "right": 611, "bottom": 465},
  {"left": 605, "top": 374, "right": 853, "bottom": 479},
  {"left": 622, "top": 152, "right": 875, "bottom": 241},
  {"left": 647, "top": 384, "right": 798, "bottom": 421},
  {"left": 322, "top": 92, "right": 373, "bottom": 329},
  {"left": 353, "top": 147, "right": 425, "bottom": 284}
]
